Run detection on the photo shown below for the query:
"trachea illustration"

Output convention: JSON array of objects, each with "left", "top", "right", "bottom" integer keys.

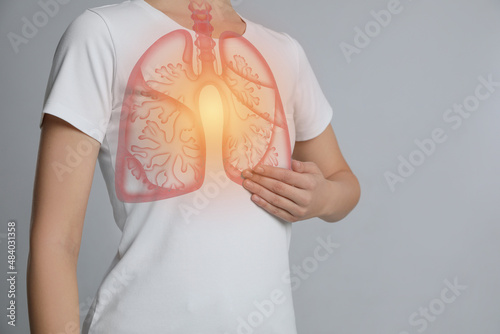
[{"left": 115, "top": 0, "right": 291, "bottom": 202}]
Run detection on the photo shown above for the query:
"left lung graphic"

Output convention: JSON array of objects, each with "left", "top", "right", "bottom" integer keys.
[{"left": 115, "top": 5, "right": 291, "bottom": 203}]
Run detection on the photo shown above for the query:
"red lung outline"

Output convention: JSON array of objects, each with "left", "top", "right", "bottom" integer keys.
[{"left": 115, "top": 29, "right": 291, "bottom": 203}]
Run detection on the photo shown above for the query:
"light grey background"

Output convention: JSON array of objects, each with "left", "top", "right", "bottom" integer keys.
[{"left": 1, "top": 0, "right": 499, "bottom": 333}]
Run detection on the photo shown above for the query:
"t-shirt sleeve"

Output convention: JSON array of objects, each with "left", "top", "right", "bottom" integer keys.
[
  {"left": 40, "top": 9, "right": 115, "bottom": 144},
  {"left": 286, "top": 35, "right": 333, "bottom": 142}
]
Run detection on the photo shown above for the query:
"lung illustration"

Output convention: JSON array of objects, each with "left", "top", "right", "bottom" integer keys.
[{"left": 115, "top": 0, "right": 291, "bottom": 202}]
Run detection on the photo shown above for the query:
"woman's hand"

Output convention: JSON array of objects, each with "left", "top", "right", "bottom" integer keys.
[{"left": 241, "top": 159, "right": 342, "bottom": 223}]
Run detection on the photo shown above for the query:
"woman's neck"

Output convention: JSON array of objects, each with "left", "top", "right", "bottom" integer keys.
[{"left": 144, "top": 0, "right": 245, "bottom": 37}]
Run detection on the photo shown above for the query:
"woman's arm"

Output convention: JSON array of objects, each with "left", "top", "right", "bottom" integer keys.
[
  {"left": 241, "top": 124, "right": 361, "bottom": 223},
  {"left": 290, "top": 124, "right": 361, "bottom": 222},
  {"left": 27, "top": 114, "right": 101, "bottom": 333}
]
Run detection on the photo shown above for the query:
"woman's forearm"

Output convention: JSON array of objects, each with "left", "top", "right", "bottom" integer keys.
[
  {"left": 27, "top": 237, "right": 81, "bottom": 334},
  {"left": 319, "top": 170, "right": 361, "bottom": 223}
]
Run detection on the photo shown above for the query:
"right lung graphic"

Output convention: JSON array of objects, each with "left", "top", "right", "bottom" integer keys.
[{"left": 115, "top": 0, "right": 291, "bottom": 202}]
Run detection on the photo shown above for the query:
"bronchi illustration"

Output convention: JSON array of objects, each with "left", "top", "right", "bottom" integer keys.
[{"left": 115, "top": 0, "right": 291, "bottom": 202}]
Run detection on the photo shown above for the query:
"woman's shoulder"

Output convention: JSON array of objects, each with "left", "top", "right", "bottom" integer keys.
[
  {"left": 243, "top": 17, "right": 302, "bottom": 57},
  {"left": 58, "top": 0, "right": 145, "bottom": 51},
  {"left": 246, "top": 18, "right": 296, "bottom": 43},
  {"left": 66, "top": 0, "right": 142, "bottom": 33}
]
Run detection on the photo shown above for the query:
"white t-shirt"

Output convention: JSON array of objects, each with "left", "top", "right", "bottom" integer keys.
[{"left": 40, "top": 0, "right": 333, "bottom": 333}]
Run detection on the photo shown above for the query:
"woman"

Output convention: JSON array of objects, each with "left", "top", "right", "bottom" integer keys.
[{"left": 27, "top": 0, "right": 361, "bottom": 332}]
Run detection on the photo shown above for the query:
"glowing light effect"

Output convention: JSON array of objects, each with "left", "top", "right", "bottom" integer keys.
[{"left": 199, "top": 85, "right": 224, "bottom": 170}]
